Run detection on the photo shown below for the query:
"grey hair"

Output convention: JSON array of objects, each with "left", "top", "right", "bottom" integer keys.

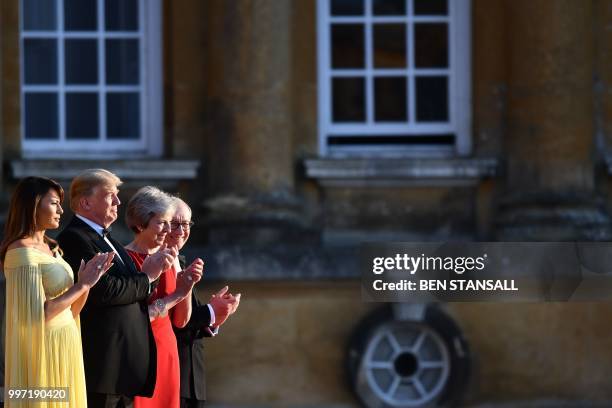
[
  {"left": 126, "top": 186, "right": 175, "bottom": 233},
  {"left": 170, "top": 196, "right": 192, "bottom": 218}
]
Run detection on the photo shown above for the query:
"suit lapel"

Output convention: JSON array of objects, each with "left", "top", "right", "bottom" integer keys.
[
  {"left": 69, "top": 216, "right": 136, "bottom": 274},
  {"left": 108, "top": 235, "right": 138, "bottom": 274}
]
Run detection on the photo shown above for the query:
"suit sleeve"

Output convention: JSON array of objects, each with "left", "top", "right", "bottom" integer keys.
[
  {"left": 59, "top": 229, "right": 150, "bottom": 306},
  {"left": 173, "top": 292, "right": 216, "bottom": 340}
]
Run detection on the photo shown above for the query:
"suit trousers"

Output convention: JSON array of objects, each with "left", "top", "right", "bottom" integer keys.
[{"left": 87, "top": 392, "right": 135, "bottom": 408}]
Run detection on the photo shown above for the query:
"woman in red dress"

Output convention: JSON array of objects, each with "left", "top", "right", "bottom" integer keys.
[{"left": 124, "top": 186, "right": 203, "bottom": 408}]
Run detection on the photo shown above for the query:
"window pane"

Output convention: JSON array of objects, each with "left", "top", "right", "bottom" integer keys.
[
  {"left": 331, "top": 0, "right": 364, "bottom": 16},
  {"left": 66, "top": 93, "right": 99, "bottom": 139},
  {"left": 24, "top": 93, "right": 58, "bottom": 139},
  {"left": 107, "top": 92, "right": 140, "bottom": 139},
  {"left": 332, "top": 77, "right": 365, "bottom": 122},
  {"left": 331, "top": 24, "right": 364, "bottom": 69},
  {"left": 64, "top": 0, "right": 97, "bottom": 31},
  {"left": 105, "top": 39, "right": 140, "bottom": 84},
  {"left": 23, "top": 0, "right": 56, "bottom": 30},
  {"left": 105, "top": 0, "right": 139, "bottom": 31},
  {"left": 373, "top": 0, "right": 406, "bottom": 16},
  {"left": 414, "top": 23, "right": 448, "bottom": 68},
  {"left": 24, "top": 39, "right": 57, "bottom": 84},
  {"left": 414, "top": 0, "right": 447, "bottom": 15},
  {"left": 65, "top": 39, "right": 98, "bottom": 84},
  {"left": 374, "top": 24, "right": 406, "bottom": 68},
  {"left": 375, "top": 77, "right": 407, "bottom": 122},
  {"left": 416, "top": 76, "right": 448, "bottom": 122}
]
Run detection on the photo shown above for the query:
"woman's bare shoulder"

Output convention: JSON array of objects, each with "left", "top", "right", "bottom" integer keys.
[{"left": 7, "top": 239, "right": 31, "bottom": 251}]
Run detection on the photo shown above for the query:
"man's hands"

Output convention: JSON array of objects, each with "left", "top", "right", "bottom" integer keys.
[
  {"left": 209, "top": 286, "right": 241, "bottom": 328},
  {"left": 141, "top": 244, "right": 178, "bottom": 282},
  {"left": 78, "top": 252, "right": 115, "bottom": 289}
]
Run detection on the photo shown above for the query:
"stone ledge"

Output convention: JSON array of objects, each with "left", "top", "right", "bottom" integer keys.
[
  {"left": 303, "top": 157, "right": 500, "bottom": 187},
  {"left": 182, "top": 244, "right": 360, "bottom": 281},
  {"left": 10, "top": 159, "right": 201, "bottom": 182}
]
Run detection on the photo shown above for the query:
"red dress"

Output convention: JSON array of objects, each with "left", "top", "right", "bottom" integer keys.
[{"left": 127, "top": 250, "right": 180, "bottom": 408}]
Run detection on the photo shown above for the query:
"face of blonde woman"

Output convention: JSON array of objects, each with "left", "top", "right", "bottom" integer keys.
[
  {"left": 166, "top": 202, "right": 191, "bottom": 251},
  {"left": 139, "top": 212, "right": 172, "bottom": 249},
  {"left": 36, "top": 189, "right": 64, "bottom": 230}
]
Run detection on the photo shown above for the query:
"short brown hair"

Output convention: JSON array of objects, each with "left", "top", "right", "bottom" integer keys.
[{"left": 70, "top": 169, "right": 122, "bottom": 212}]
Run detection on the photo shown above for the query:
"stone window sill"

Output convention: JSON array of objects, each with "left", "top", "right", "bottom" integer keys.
[
  {"left": 11, "top": 159, "right": 200, "bottom": 185},
  {"left": 303, "top": 157, "right": 499, "bottom": 187}
]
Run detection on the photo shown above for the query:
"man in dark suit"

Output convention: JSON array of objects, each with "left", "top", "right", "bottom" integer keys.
[
  {"left": 57, "top": 169, "right": 175, "bottom": 408},
  {"left": 167, "top": 198, "right": 240, "bottom": 408}
]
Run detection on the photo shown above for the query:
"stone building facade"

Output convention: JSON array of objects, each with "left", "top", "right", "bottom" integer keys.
[{"left": 2, "top": 0, "right": 612, "bottom": 406}]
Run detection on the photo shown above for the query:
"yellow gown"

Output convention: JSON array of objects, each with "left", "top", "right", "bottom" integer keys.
[{"left": 4, "top": 247, "right": 87, "bottom": 407}]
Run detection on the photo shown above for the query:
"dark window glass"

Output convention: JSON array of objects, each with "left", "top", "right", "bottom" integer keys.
[
  {"left": 66, "top": 93, "right": 99, "bottom": 139},
  {"left": 414, "top": 23, "right": 448, "bottom": 68},
  {"left": 105, "top": 0, "right": 138, "bottom": 31},
  {"left": 23, "top": 0, "right": 56, "bottom": 30},
  {"left": 106, "top": 39, "right": 140, "bottom": 84},
  {"left": 24, "top": 39, "right": 57, "bottom": 84},
  {"left": 416, "top": 76, "right": 448, "bottom": 122},
  {"left": 414, "top": 0, "right": 447, "bottom": 15},
  {"left": 374, "top": 24, "right": 406, "bottom": 68},
  {"left": 332, "top": 24, "right": 365, "bottom": 69},
  {"left": 64, "top": 0, "right": 97, "bottom": 31},
  {"left": 332, "top": 77, "right": 365, "bottom": 122},
  {"left": 107, "top": 92, "right": 140, "bottom": 139},
  {"left": 65, "top": 39, "right": 98, "bottom": 84},
  {"left": 331, "top": 0, "right": 364, "bottom": 16},
  {"left": 25, "top": 93, "right": 58, "bottom": 139},
  {"left": 374, "top": 77, "right": 407, "bottom": 122},
  {"left": 373, "top": 0, "right": 406, "bottom": 15}
]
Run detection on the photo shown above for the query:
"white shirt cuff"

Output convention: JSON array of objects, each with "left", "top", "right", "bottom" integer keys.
[{"left": 207, "top": 303, "right": 216, "bottom": 326}]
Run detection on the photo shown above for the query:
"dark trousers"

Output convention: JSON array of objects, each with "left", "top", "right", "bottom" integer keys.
[
  {"left": 180, "top": 397, "right": 206, "bottom": 408},
  {"left": 87, "top": 392, "right": 134, "bottom": 408}
]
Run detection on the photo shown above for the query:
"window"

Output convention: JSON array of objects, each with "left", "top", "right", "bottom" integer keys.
[
  {"left": 20, "top": 0, "right": 162, "bottom": 158},
  {"left": 317, "top": 0, "right": 471, "bottom": 157}
]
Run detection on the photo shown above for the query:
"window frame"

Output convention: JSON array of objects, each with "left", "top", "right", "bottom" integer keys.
[
  {"left": 317, "top": 0, "right": 472, "bottom": 158},
  {"left": 19, "top": 0, "right": 163, "bottom": 159}
]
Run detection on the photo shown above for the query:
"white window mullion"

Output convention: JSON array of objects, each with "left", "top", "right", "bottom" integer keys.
[
  {"left": 407, "top": 0, "right": 415, "bottom": 125},
  {"left": 317, "top": 0, "right": 330, "bottom": 156},
  {"left": 365, "top": 0, "right": 373, "bottom": 125},
  {"left": 139, "top": 0, "right": 146, "bottom": 146},
  {"left": 98, "top": 0, "right": 106, "bottom": 142},
  {"left": 57, "top": 0, "right": 65, "bottom": 142}
]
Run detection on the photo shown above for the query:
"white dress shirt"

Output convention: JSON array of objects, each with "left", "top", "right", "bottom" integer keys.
[{"left": 75, "top": 214, "right": 125, "bottom": 264}]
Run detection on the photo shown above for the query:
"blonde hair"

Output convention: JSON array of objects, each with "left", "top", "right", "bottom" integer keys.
[{"left": 70, "top": 169, "right": 122, "bottom": 212}]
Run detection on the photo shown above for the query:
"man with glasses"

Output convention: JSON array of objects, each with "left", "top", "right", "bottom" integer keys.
[{"left": 165, "top": 197, "right": 240, "bottom": 408}]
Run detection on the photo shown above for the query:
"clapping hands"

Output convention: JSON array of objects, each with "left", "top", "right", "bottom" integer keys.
[
  {"left": 176, "top": 258, "right": 204, "bottom": 297},
  {"left": 78, "top": 252, "right": 115, "bottom": 289},
  {"left": 141, "top": 243, "right": 178, "bottom": 282},
  {"left": 209, "top": 286, "right": 241, "bottom": 328}
]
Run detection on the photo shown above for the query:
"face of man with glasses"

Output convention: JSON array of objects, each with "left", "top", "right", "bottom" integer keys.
[{"left": 166, "top": 200, "right": 194, "bottom": 251}]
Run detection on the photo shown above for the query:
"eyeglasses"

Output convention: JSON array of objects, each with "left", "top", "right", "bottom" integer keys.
[{"left": 170, "top": 221, "right": 194, "bottom": 231}]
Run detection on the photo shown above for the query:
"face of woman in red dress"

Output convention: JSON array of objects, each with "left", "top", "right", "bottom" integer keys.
[
  {"left": 138, "top": 212, "right": 171, "bottom": 249},
  {"left": 36, "top": 189, "right": 64, "bottom": 230}
]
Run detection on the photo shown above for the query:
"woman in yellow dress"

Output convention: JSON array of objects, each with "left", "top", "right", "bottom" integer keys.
[{"left": 0, "top": 177, "right": 114, "bottom": 407}]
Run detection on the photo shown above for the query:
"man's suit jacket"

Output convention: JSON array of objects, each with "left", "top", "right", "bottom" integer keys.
[
  {"left": 173, "top": 256, "right": 213, "bottom": 402},
  {"left": 57, "top": 216, "right": 157, "bottom": 397}
]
